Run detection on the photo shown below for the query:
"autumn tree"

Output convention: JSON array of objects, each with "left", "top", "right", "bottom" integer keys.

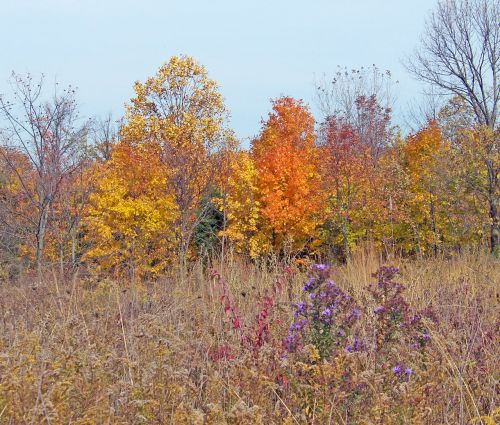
[
  {"left": 83, "top": 141, "right": 177, "bottom": 279},
  {"left": 402, "top": 122, "right": 453, "bottom": 254},
  {"left": 0, "top": 147, "right": 32, "bottom": 278},
  {"left": 48, "top": 159, "right": 95, "bottom": 275},
  {"left": 318, "top": 117, "right": 375, "bottom": 260},
  {"left": 407, "top": 0, "right": 499, "bottom": 254},
  {"left": 121, "top": 55, "right": 233, "bottom": 266},
  {"left": 92, "top": 113, "right": 119, "bottom": 162},
  {"left": 437, "top": 97, "right": 491, "bottom": 244},
  {"left": 219, "top": 151, "right": 268, "bottom": 258},
  {"left": 316, "top": 66, "right": 395, "bottom": 161},
  {"left": 0, "top": 74, "right": 88, "bottom": 279},
  {"left": 251, "top": 97, "right": 322, "bottom": 256}
]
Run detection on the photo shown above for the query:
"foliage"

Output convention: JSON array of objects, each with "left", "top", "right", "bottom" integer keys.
[
  {"left": 83, "top": 141, "right": 178, "bottom": 279},
  {"left": 121, "top": 55, "right": 233, "bottom": 260},
  {"left": 251, "top": 97, "right": 323, "bottom": 256},
  {"left": 218, "top": 151, "right": 269, "bottom": 258},
  {"left": 318, "top": 117, "right": 376, "bottom": 259},
  {"left": 192, "top": 188, "right": 225, "bottom": 255}
]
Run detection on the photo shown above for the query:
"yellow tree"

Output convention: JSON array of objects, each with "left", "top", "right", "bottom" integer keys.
[
  {"left": 402, "top": 121, "right": 456, "bottom": 255},
  {"left": 251, "top": 97, "right": 322, "bottom": 256},
  {"left": 83, "top": 141, "right": 177, "bottom": 280},
  {"left": 218, "top": 151, "right": 269, "bottom": 258},
  {"left": 121, "top": 55, "right": 233, "bottom": 264}
]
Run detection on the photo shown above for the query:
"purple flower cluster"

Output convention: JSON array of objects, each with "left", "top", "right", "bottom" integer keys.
[
  {"left": 392, "top": 364, "right": 413, "bottom": 380},
  {"left": 285, "top": 264, "right": 362, "bottom": 358},
  {"left": 345, "top": 337, "right": 364, "bottom": 353}
]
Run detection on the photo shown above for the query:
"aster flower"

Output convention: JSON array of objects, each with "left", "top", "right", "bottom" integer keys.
[
  {"left": 349, "top": 308, "right": 361, "bottom": 320},
  {"left": 392, "top": 365, "right": 402, "bottom": 374},
  {"left": 345, "top": 337, "right": 363, "bottom": 353},
  {"left": 303, "top": 277, "right": 316, "bottom": 292},
  {"left": 345, "top": 345, "right": 354, "bottom": 353},
  {"left": 294, "top": 302, "right": 306, "bottom": 317}
]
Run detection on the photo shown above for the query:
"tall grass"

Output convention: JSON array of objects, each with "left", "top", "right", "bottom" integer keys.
[{"left": 0, "top": 251, "right": 498, "bottom": 424}]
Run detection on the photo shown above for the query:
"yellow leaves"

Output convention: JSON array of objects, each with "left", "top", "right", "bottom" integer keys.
[
  {"left": 220, "top": 151, "right": 269, "bottom": 258},
  {"left": 83, "top": 141, "right": 178, "bottom": 278},
  {"left": 120, "top": 55, "right": 233, "bottom": 258}
]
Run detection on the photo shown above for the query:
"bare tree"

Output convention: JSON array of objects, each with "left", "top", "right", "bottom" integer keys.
[
  {"left": 407, "top": 0, "right": 499, "bottom": 254},
  {"left": 92, "top": 112, "right": 119, "bottom": 162},
  {"left": 0, "top": 148, "right": 31, "bottom": 279},
  {"left": 403, "top": 87, "right": 446, "bottom": 133},
  {"left": 315, "top": 65, "right": 396, "bottom": 160},
  {"left": 0, "top": 73, "right": 88, "bottom": 280},
  {"left": 316, "top": 65, "right": 396, "bottom": 120}
]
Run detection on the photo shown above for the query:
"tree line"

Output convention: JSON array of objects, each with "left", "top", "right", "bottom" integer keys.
[{"left": 0, "top": 0, "right": 498, "bottom": 281}]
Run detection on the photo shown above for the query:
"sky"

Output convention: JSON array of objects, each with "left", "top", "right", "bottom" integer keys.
[{"left": 1, "top": 0, "right": 437, "bottom": 143}]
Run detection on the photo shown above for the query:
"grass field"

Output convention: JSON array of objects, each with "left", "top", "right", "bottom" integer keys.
[{"left": 0, "top": 250, "right": 498, "bottom": 424}]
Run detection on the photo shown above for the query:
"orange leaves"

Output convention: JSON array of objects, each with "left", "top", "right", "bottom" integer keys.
[{"left": 251, "top": 97, "right": 322, "bottom": 254}]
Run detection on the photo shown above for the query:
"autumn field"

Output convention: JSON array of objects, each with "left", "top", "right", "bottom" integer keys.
[
  {"left": 1, "top": 0, "right": 499, "bottom": 423},
  {"left": 0, "top": 250, "right": 498, "bottom": 424}
]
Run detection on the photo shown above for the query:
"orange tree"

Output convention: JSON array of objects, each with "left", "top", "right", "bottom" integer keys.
[{"left": 250, "top": 97, "right": 323, "bottom": 257}]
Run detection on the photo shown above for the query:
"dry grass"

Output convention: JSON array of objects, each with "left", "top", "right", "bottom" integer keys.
[{"left": 0, "top": 251, "right": 498, "bottom": 424}]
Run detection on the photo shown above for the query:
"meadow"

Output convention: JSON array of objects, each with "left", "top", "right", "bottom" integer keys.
[
  {"left": 0, "top": 249, "right": 498, "bottom": 424},
  {"left": 1, "top": 0, "right": 499, "bottom": 423}
]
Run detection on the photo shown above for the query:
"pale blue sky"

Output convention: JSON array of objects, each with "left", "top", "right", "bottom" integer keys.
[{"left": 1, "top": 0, "right": 437, "bottom": 141}]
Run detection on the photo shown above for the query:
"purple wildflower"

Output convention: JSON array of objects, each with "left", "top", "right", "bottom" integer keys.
[
  {"left": 284, "top": 334, "right": 296, "bottom": 352},
  {"left": 405, "top": 368, "right": 412, "bottom": 376},
  {"left": 392, "top": 365, "right": 402, "bottom": 374},
  {"left": 374, "top": 306, "right": 384, "bottom": 314},
  {"left": 349, "top": 308, "right": 361, "bottom": 320},
  {"left": 303, "top": 277, "right": 316, "bottom": 292},
  {"left": 345, "top": 337, "right": 363, "bottom": 353},
  {"left": 294, "top": 302, "right": 306, "bottom": 317},
  {"left": 289, "top": 320, "right": 307, "bottom": 332},
  {"left": 313, "top": 264, "right": 328, "bottom": 271}
]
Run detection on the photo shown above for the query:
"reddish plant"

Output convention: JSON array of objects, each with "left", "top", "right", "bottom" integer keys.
[{"left": 210, "top": 266, "right": 292, "bottom": 357}]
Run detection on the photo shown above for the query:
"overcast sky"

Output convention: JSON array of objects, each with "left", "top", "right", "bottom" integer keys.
[{"left": 1, "top": 0, "right": 437, "bottom": 142}]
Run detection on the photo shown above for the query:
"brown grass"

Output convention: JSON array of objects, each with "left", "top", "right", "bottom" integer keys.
[{"left": 0, "top": 251, "right": 498, "bottom": 424}]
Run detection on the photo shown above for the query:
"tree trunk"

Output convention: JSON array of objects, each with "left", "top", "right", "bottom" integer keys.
[
  {"left": 35, "top": 207, "right": 49, "bottom": 283},
  {"left": 489, "top": 196, "right": 499, "bottom": 256},
  {"left": 341, "top": 219, "right": 350, "bottom": 262},
  {"left": 59, "top": 244, "right": 64, "bottom": 278},
  {"left": 429, "top": 194, "right": 438, "bottom": 257},
  {"left": 71, "top": 231, "right": 76, "bottom": 267}
]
